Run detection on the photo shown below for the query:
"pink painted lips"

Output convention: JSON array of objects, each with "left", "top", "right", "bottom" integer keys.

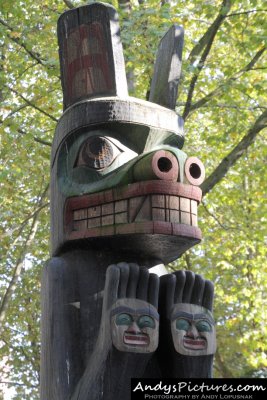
[
  {"left": 183, "top": 336, "right": 207, "bottom": 350},
  {"left": 124, "top": 332, "right": 150, "bottom": 346},
  {"left": 64, "top": 181, "right": 203, "bottom": 263}
]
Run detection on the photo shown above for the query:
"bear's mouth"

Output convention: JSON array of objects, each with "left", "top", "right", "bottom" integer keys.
[{"left": 64, "top": 180, "right": 202, "bottom": 263}]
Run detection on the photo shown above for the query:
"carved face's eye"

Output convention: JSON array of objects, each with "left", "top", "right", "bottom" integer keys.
[
  {"left": 176, "top": 318, "right": 190, "bottom": 331},
  {"left": 196, "top": 320, "right": 212, "bottom": 332},
  {"left": 115, "top": 313, "right": 133, "bottom": 326},
  {"left": 75, "top": 136, "right": 121, "bottom": 169},
  {"left": 138, "top": 315, "right": 155, "bottom": 329}
]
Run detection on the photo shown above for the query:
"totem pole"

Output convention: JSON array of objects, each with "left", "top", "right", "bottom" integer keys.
[{"left": 41, "top": 3, "right": 216, "bottom": 400}]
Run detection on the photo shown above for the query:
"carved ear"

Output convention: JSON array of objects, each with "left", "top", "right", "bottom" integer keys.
[
  {"left": 149, "top": 25, "right": 184, "bottom": 110},
  {"left": 57, "top": 2, "right": 128, "bottom": 109}
]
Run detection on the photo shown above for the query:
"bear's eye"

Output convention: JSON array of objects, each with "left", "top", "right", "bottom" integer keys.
[{"left": 75, "top": 136, "right": 121, "bottom": 170}]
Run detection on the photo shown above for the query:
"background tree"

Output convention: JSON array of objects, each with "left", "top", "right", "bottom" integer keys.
[{"left": 0, "top": 0, "right": 266, "bottom": 397}]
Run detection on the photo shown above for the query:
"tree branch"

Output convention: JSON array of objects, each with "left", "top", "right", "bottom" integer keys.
[
  {"left": 0, "top": 18, "right": 53, "bottom": 68},
  {"left": 8, "top": 87, "right": 58, "bottom": 122},
  {"left": 0, "top": 104, "right": 30, "bottom": 123},
  {"left": 177, "top": 101, "right": 266, "bottom": 111},
  {"left": 18, "top": 128, "right": 52, "bottom": 147},
  {"left": 0, "top": 199, "right": 49, "bottom": 246},
  {"left": 33, "top": 137, "right": 52, "bottom": 146},
  {"left": 227, "top": 9, "right": 267, "bottom": 18},
  {"left": 183, "top": 0, "right": 232, "bottom": 120},
  {"left": 202, "top": 201, "right": 239, "bottom": 230},
  {"left": 188, "top": 0, "right": 232, "bottom": 64},
  {"left": 0, "top": 220, "right": 39, "bottom": 334},
  {"left": 184, "top": 253, "right": 192, "bottom": 270},
  {"left": 0, "top": 381, "right": 37, "bottom": 387},
  {"left": 189, "top": 46, "right": 266, "bottom": 114},
  {"left": 1, "top": 335, "right": 40, "bottom": 381},
  {"left": 63, "top": 0, "right": 75, "bottom": 9},
  {"left": 215, "top": 350, "right": 234, "bottom": 378},
  {"left": 188, "top": 103, "right": 266, "bottom": 111},
  {"left": 0, "top": 185, "right": 49, "bottom": 335},
  {"left": 201, "top": 109, "right": 267, "bottom": 196}
]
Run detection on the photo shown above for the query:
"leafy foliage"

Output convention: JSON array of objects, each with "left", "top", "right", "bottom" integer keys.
[{"left": 0, "top": 0, "right": 266, "bottom": 397}]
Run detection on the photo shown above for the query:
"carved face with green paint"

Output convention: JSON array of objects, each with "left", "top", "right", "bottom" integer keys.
[
  {"left": 56, "top": 123, "right": 206, "bottom": 197},
  {"left": 57, "top": 129, "right": 138, "bottom": 196},
  {"left": 110, "top": 299, "right": 159, "bottom": 353},
  {"left": 171, "top": 303, "right": 216, "bottom": 356},
  {"left": 51, "top": 121, "right": 205, "bottom": 261}
]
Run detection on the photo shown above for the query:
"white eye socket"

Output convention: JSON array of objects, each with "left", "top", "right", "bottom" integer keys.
[
  {"left": 75, "top": 136, "right": 121, "bottom": 170},
  {"left": 185, "top": 157, "right": 205, "bottom": 186}
]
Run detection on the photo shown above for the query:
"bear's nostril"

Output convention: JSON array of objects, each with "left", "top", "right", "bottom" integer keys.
[
  {"left": 189, "top": 163, "right": 201, "bottom": 179},
  {"left": 157, "top": 157, "right": 172, "bottom": 173},
  {"left": 133, "top": 150, "right": 179, "bottom": 182},
  {"left": 185, "top": 156, "right": 205, "bottom": 186}
]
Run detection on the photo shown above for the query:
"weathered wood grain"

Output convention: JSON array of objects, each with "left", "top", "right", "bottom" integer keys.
[
  {"left": 41, "top": 257, "right": 82, "bottom": 399},
  {"left": 158, "top": 271, "right": 215, "bottom": 378},
  {"left": 58, "top": 3, "right": 128, "bottom": 109},
  {"left": 149, "top": 25, "right": 184, "bottom": 110},
  {"left": 70, "top": 263, "right": 160, "bottom": 400},
  {"left": 51, "top": 97, "right": 184, "bottom": 167}
]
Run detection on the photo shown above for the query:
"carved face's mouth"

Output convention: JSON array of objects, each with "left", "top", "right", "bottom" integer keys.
[
  {"left": 123, "top": 332, "right": 149, "bottom": 346},
  {"left": 183, "top": 336, "right": 207, "bottom": 350},
  {"left": 65, "top": 181, "right": 201, "bottom": 235},
  {"left": 71, "top": 193, "right": 198, "bottom": 231},
  {"left": 64, "top": 181, "right": 202, "bottom": 263}
]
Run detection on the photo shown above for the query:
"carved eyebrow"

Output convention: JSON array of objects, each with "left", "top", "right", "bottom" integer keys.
[
  {"left": 171, "top": 311, "right": 214, "bottom": 325},
  {"left": 110, "top": 306, "right": 159, "bottom": 320}
]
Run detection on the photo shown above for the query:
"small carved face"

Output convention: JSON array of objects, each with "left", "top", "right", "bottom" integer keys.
[
  {"left": 110, "top": 299, "right": 159, "bottom": 353},
  {"left": 171, "top": 303, "right": 216, "bottom": 356}
]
